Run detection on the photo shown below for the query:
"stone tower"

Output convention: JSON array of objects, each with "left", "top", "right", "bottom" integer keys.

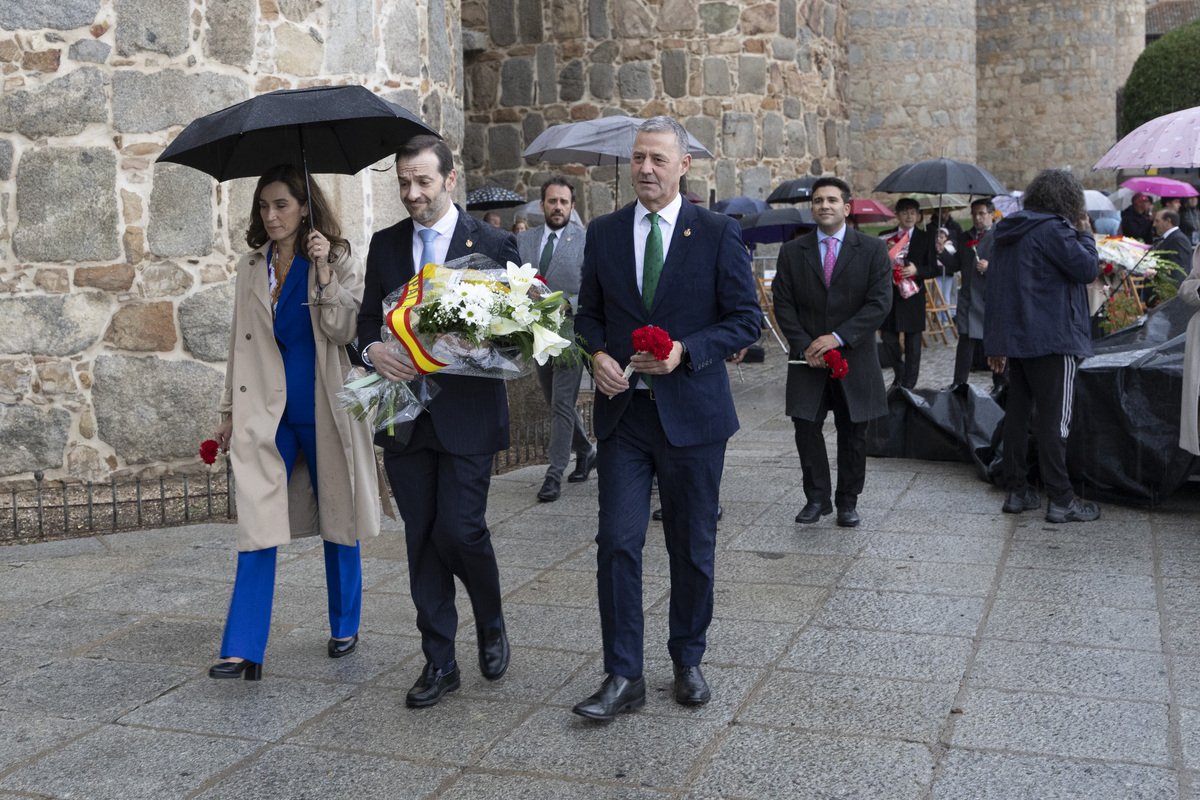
[
  {"left": 461, "top": 0, "right": 850, "bottom": 222},
  {"left": 975, "top": 0, "right": 1146, "bottom": 191},
  {"left": 844, "top": 0, "right": 977, "bottom": 196}
]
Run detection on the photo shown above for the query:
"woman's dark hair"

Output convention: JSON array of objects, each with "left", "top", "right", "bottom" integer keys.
[
  {"left": 1022, "top": 169, "right": 1086, "bottom": 223},
  {"left": 245, "top": 164, "right": 350, "bottom": 260}
]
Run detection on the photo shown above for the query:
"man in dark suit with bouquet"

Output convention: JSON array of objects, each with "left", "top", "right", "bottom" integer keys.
[
  {"left": 571, "top": 116, "right": 761, "bottom": 720},
  {"left": 357, "top": 135, "right": 520, "bottom": 708},
  {"left": 772, "top": 177, "right": 893, "bottom": 528}
]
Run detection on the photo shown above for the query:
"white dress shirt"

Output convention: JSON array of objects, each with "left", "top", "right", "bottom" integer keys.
[
  {"left": 410, "top": 204, "right": 459, "bottom": 270},
  {"left": 633, "top": 193, "right": 683, "bottom": 294}
]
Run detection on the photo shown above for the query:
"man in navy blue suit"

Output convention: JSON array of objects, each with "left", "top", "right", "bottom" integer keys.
[
  {"left": 571, "top": 117, "right": 761, "bottom": 720},
  {"left": 357, "top": 135, "right": 520, "bottom": 708}
]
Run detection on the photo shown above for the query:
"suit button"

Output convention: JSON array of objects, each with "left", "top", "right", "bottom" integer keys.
[
  {"left": 245, "top": 334, "right": 251, "bottom": 340},
  {"left": 239, "top": 386, "right": 246, "bottom": 392}
]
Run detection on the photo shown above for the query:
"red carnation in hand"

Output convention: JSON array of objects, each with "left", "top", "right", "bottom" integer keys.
[
  {"left": 631, "top": 325, "right": 674, "bottom": 361},
  {"left": 966, "top": 239, "right": 980, "bottom": 247},
  {"left": 823, "top": 349, "right": 849, "bottom": 379},
  {"left": 1103, "top": 263, "right": 1113, "bottom": 275},
  {"left": 200, "top": 439, "right": 220, "bottom": 465}
]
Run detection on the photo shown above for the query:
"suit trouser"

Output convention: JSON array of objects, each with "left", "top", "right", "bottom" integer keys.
[
  {"left": 792, "top": 379, "right": 867, "bottom": 511},
  {"left": 382, "top": 413, "right": 502, "bottom": 670},
  {"left": 880, "top": 330, "right": 922, "bottom": 389},
  {"left": 220, "top": 419, "right": 363, "bottom": 662},
  {"left": 1001, "top": 354, "right": 1079, "bottom": 505},
  {"left": 953, "top": 335, "right": 1007, "bottom": 390},
  {"left": 535, "top": 358, "right": 591, "bottom": 482},
  {"left": 595, "top": 393, "right": 725, "bottom": 677}
]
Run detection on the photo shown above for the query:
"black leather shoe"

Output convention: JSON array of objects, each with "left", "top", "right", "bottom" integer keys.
[
  {"left": 795, "top": 501, "right": 833, "bottom": 524},
  {"left": 572, "top": 674, "right": 645, "bottom": 720},
  {"left": 1002, "top": 487, "right": 1040, "bottom": 514},
  {"left": 405, "top": 662, "right": 460, "bottom": 707},
  {"left": 673, "top": 664, "right": 711, "bottom": 705},
  {"left": 537, "top": 476, "right": 561, "bottom": 502},
  {"left": 567, "top": 448, "right": 597, "bottom": 483},
  {"left": 836, "top": 507, "right": 860, "bottom": 527},
  {"left": 477, "top": 618, "right": 510, "bottom": 680},
  {"left": 209, "top": 659, "right": 262, "bottom": 681},
  {"left": 327, "top": 634, "right": 358, "bottom": 659}
]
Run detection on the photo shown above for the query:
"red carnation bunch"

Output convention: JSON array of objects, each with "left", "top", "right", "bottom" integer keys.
[
  {"left": 823, "top": 349, "right": 849, "bottom": 379},
  {"left": 892, "top": 264, "right": 904, "bottom": 285},
  {"left": 1103, "top": 263, "right": 1114, "bottom": 275},
  {"left": 631, "top": 325, "right": 673, "bottom": 361},
  {"left": 966, "top": 239, "right": 980, "bottom": 248},
  {"left": 200, "top": 439, "right": 220, "bottom": 465}
]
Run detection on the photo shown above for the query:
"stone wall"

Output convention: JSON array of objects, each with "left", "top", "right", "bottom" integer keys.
[
  {"left": 975, "top": 0, "right": 1145, "bottom": 191},
  {"left": 845, "top": 0, "right": 977, "bottom": 196},
  {"left": 0, "top": 0, "right": 463, "bottom": 484},
  {"left": 460, "top": 0, "right": 850, "bottom": 224}
]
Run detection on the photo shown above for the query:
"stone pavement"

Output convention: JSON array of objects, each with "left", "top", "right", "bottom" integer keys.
[{"left": 2, "top": 339, "right": 1200, "bottom": 799}]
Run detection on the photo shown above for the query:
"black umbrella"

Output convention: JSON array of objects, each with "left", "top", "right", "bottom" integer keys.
[
  {"left": 767, "top": 176, "right": 819, "bottom": 204},
  {"left": 873, "top": 158, "right": 1006, "bottom": 196},
  {"left": 466, "top": 187, "right": 527, "bottom": 211},
  {"left": 739, "top": 207, "right": 816, "bottom": 246},
  {"left": 157, "top": 85, "right": 437, "bottom": 216}
]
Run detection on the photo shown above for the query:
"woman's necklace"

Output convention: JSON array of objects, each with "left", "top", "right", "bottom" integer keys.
[{"left": 270, "top": 243, "right": 292, "bottom": 308}]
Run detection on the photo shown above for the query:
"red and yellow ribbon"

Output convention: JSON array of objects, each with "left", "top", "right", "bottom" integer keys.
[{"left": 385, "top": 264, "right": 449, "bottom": 375}]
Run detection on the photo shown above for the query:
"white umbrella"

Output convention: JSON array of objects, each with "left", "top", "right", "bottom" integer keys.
[{"left": 1084, "top": 189, "right": 1118, "bottom": 218}]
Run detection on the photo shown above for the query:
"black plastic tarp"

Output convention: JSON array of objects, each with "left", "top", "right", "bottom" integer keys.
[{"left": 866, "top": 298, "right": 1200, "bottom": 506}]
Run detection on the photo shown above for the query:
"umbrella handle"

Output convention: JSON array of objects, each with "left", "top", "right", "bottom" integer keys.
[{"left": 300, "top": 126, "right": 314, "bottom": 238}]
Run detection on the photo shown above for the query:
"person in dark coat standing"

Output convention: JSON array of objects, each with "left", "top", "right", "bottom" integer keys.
[
  {"left": 772, "top": 177, "right": 893, "bottom": 528},
  {"left": 984, "top": 168, "right": 1100, "bottom": 524},
  {"left": 357, "top": 135, "right": 521, "bottom": 707},
  {"left": 1119, "top": 192, "right": 1154, "bottom": 244},
  {"left": 952, "top": 198, "right": 1000, "bottom": 390},
  {"left": 1152, "top": 208, "right": 1195, "bottom": 289},
  {"left": 878, "top": 197, "right": 936, "bottom": 389}
]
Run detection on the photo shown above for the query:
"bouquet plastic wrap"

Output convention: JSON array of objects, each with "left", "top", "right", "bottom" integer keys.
[
  {"left": 886, "top": 231, "right": 920, "bottom": 299},
  {"left": 337, "top": 366, "right": 441, "bottom": 435}
]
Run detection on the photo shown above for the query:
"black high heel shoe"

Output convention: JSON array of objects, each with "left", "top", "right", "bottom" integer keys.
[{"left": 209, "top": 659, "right": 263, "bottom": 681}]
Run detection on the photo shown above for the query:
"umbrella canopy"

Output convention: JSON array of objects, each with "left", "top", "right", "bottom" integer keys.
[
  {"left": 157, "top": 85, "right": 436, "bottom": 181},
  {"left": 1084, "top": 189, "right": 1118, "bottom": 219},
  {"left": 1120, "top": 176, "right": 1200, "bottom": 198},
  {"left": 767, "top": 176, "right": 818, "bottom": 204},
  {"left": 466, "top": 186, "right": 527, "bottom": 210},
  {"left": 1094, "top": 105, "right": 1200, "bottom": 170},
  {"left": 848, "top": 198, "right": 895, "bottom": 223},
  {"left": 738, "top": 207, "right": 816, "bottom": 246},
  {"left": 712, "top": 196, "right": 770, "bottom": 215},
  {"left": 683, "top": 191, "right": 705, "bottom": 204},
  {"left": 906, "top": 193, "right": 971, "bottom": 210},
  {"left": 993, "top": 191, "right": 1024, "bottom": 216},
  {"left": 874, "top": 158, "right": 1007, "bottom": 196},
  {"left": 520, "top": 116, "right": 714, "bottom": 164}
]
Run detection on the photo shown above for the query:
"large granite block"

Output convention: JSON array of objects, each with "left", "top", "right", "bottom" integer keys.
[
  {"left": 115, "top": 0, "right": 189, "bottom": 57},
  {"left": 203, "top": 0, "right": 255, "bottom": 66},
  {"left": 324, "top": 0, "right": 375, "bottom": 73},
  {"left": 179, "top": 281, "right": 235, "bottom": 362},
  {"left": 113, "top": 70, "right": 249, "bottom": 134},
  {"left": 149, "top": 163, "right": 214, "bottom": 257},
  {"left": 0, "top": 0, "right": 101, "bottom": 30},
  {"left": 0, "top": 293, "right": 109, "bottom": 357},
  {"left": 0, "top": 404, "right": 70, "bottom": 474},
  {"left": 0, "top": 67, "right": 107, "bottom": 139}
]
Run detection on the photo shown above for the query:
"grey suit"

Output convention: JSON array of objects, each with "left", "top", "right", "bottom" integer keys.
[{"left": 517, "top": 222, "right": 593, "bottom": 484}]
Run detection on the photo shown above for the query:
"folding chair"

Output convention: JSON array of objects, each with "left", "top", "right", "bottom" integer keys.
[
  {"left": 923, "top": 278, "right": 957, "bottom": 345},
  {"left": 756, "top": 276, "right": 788, "bottom": 352}
]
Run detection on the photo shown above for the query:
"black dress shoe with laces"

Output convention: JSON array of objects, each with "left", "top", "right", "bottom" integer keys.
[
  {"left": 537, "top": 476, "right": 561, "bottom": 502},
  {"left": 327, "top": 634, "right": 358, "bottom": 659},
  {"left": 477, "top": 618, "right": 510, "bottom": 680},
  {"left": 406, "top": 662, "right": 460, "bottom": 707},
  {"left": 209, "top": 658, "right": 262, "bottom": 681},
  {"left": 795, "top": 500, "right": 833, "bottom": 524},
  {"left": 836, "top": 506, "right": 860, "bottom": 527},
  {"left": 673, "top": 664, "right": 711, "bottom": 705},
  {"left": 567, "top": 448, "right": 597, "bottom": 483},
  {"left": 572, "top": 674, "right": 645, "bottom": 720}
]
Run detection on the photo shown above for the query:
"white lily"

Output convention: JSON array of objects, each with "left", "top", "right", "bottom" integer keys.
[
  {"left": 506, "top": 261, "right": 539, "bottom": 298},
  {"left": 488, "top": 316, "right": 524, "bottom": 336},
  {"left": 530, "top": 322, "right": 571, "bottom": 365}
]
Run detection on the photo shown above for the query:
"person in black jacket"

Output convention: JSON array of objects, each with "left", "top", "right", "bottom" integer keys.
[
  {"left": 1119, "top": 192, "right": 1154, "bottom": 244},
  {"left": 878, "top": 198, "right": 935, "bottom": 389},
  {"left": 984, "top": 169, "right": 1100, "bottom": 524},
  {"left": 1152, "top": 208, "right": 1195, "bottom": 289}
]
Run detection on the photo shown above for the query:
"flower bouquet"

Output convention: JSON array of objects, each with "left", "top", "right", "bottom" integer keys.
[
  {"left": 1094, "top": 236, "right": 1186, "bottom": 309},
  {"left": 887, "top": 232, "right": 919, "bottom": 299},
  {"left": 788, "top": 348, "right": 849, "bottom": 379}
]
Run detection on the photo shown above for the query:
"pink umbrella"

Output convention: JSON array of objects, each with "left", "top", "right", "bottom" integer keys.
[
  {"left": 1094, "top": 105, "right": 1200, "bottom": 169},
  {"left": 1120, "top": 176, "right": 1199, "bottom": 197},
  {"left": 847, "top": 198, "right": 895, "bottom": 223}
]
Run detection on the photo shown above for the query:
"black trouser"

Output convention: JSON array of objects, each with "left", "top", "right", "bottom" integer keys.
[
  {"left": 953, "top": 335, "right": 1006, "bottom": 390},
  {"left": 880, "top": 330, "right": 921, "bottom": 389},
  {"left": 792, "top": 379, "right": 867, "bottom": 511},
  {"left": 1001, "top": 354, "right": 1079, "bottom": 505}
]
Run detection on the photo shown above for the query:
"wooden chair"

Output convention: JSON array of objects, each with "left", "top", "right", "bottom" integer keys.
[
  {"left": 1123, "top": 273, "right": 1147, "bottom": 315},
  {"left": 756, "top": 276, "right": 788, "bottom": 352},
  {"left": 922, "top": 278, "right": 957, "bottom": 345}
]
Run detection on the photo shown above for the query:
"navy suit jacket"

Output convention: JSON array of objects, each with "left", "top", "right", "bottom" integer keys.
[
  {"left": 575, "top": 199, "right": 761, "bottom": 448},
  {"left": 357, "top": 206, "right": 521, "bottom": 456}
]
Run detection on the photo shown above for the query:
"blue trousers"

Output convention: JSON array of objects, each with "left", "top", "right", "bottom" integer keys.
[
  {"left": 595, "top": 394, "right": 725, "bottom": 677},
  {"left": 220, "top": 419, "right": 363, "bottom": 662}
]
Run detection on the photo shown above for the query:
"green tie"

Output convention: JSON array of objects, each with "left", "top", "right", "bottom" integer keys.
[
  {"left": 539, "top": 231, "right": 556, "bottom": 274},
  {"left": 642, "top": 212, "right": 663, "bottom": 311}
]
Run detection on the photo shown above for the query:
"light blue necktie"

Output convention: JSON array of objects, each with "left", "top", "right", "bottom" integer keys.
[{"left": 418, "top": 227, "right": 438, "bottom": 267}]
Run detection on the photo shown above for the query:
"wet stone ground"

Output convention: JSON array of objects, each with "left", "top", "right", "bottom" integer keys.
[{"left": 2, "top": 339, "right": 1199, "bottom": 799}]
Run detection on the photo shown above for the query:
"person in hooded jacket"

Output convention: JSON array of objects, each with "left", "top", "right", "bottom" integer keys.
[{"left": 984, "top": 168, "right": 1101, "bottom": 524}]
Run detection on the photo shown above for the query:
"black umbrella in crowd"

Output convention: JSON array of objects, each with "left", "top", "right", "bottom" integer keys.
[
  {"left": 465, "top": 187, "right": 527, "bottom": 211},
  {"left": 873, "top": 158, "right": 1006, "bottom": 196},
  {"left": 767, "top": 176, "right": 819, "bottom": 204},
  {"left": 739, "top": 207, "right": 816, "bottom": 246},
  {"left": 158, "top": 85, "right": 438, "bottom": 216}
]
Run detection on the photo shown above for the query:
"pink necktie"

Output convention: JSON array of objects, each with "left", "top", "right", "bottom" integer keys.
[{"left": 823, "top": 237, "right": 838, "bottom": 287}]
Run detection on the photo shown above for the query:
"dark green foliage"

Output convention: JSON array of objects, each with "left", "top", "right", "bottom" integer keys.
[{"left": 1121, "top": 19, "right": 1200, "bottom": 134}]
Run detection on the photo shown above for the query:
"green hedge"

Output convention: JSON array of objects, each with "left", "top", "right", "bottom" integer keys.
[{"left": 1121, "top": 19, "right": 1200, "bottom": 134}]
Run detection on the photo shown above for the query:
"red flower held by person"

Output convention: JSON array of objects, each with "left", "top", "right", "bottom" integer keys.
[
  {"left": 200, "top": 439, "right": 220, "bottom": 465},
  {"left": 823, "top": 349, "right": 849, "bottom": 379},
  {"left": 966, "top": 239, "right": 980, "bottom": 248},
  {"left": 631, "top": 325, "right": 673, "bottom": 361}
]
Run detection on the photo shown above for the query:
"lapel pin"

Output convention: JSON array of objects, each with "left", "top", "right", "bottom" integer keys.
[
  {"left": 684, "top": 228, "right": 691, "bottom": 237},
  {"left": 465, "top": 239, "right": 473, "bottom": 248}
]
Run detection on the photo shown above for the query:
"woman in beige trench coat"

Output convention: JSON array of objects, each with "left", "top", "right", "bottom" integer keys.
[
  {"left": 209, "top": 164, "right": 391, "bottom": 681},
  {"left": 1178, "top": 243, "right": 1200, "bottom": 455}
]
